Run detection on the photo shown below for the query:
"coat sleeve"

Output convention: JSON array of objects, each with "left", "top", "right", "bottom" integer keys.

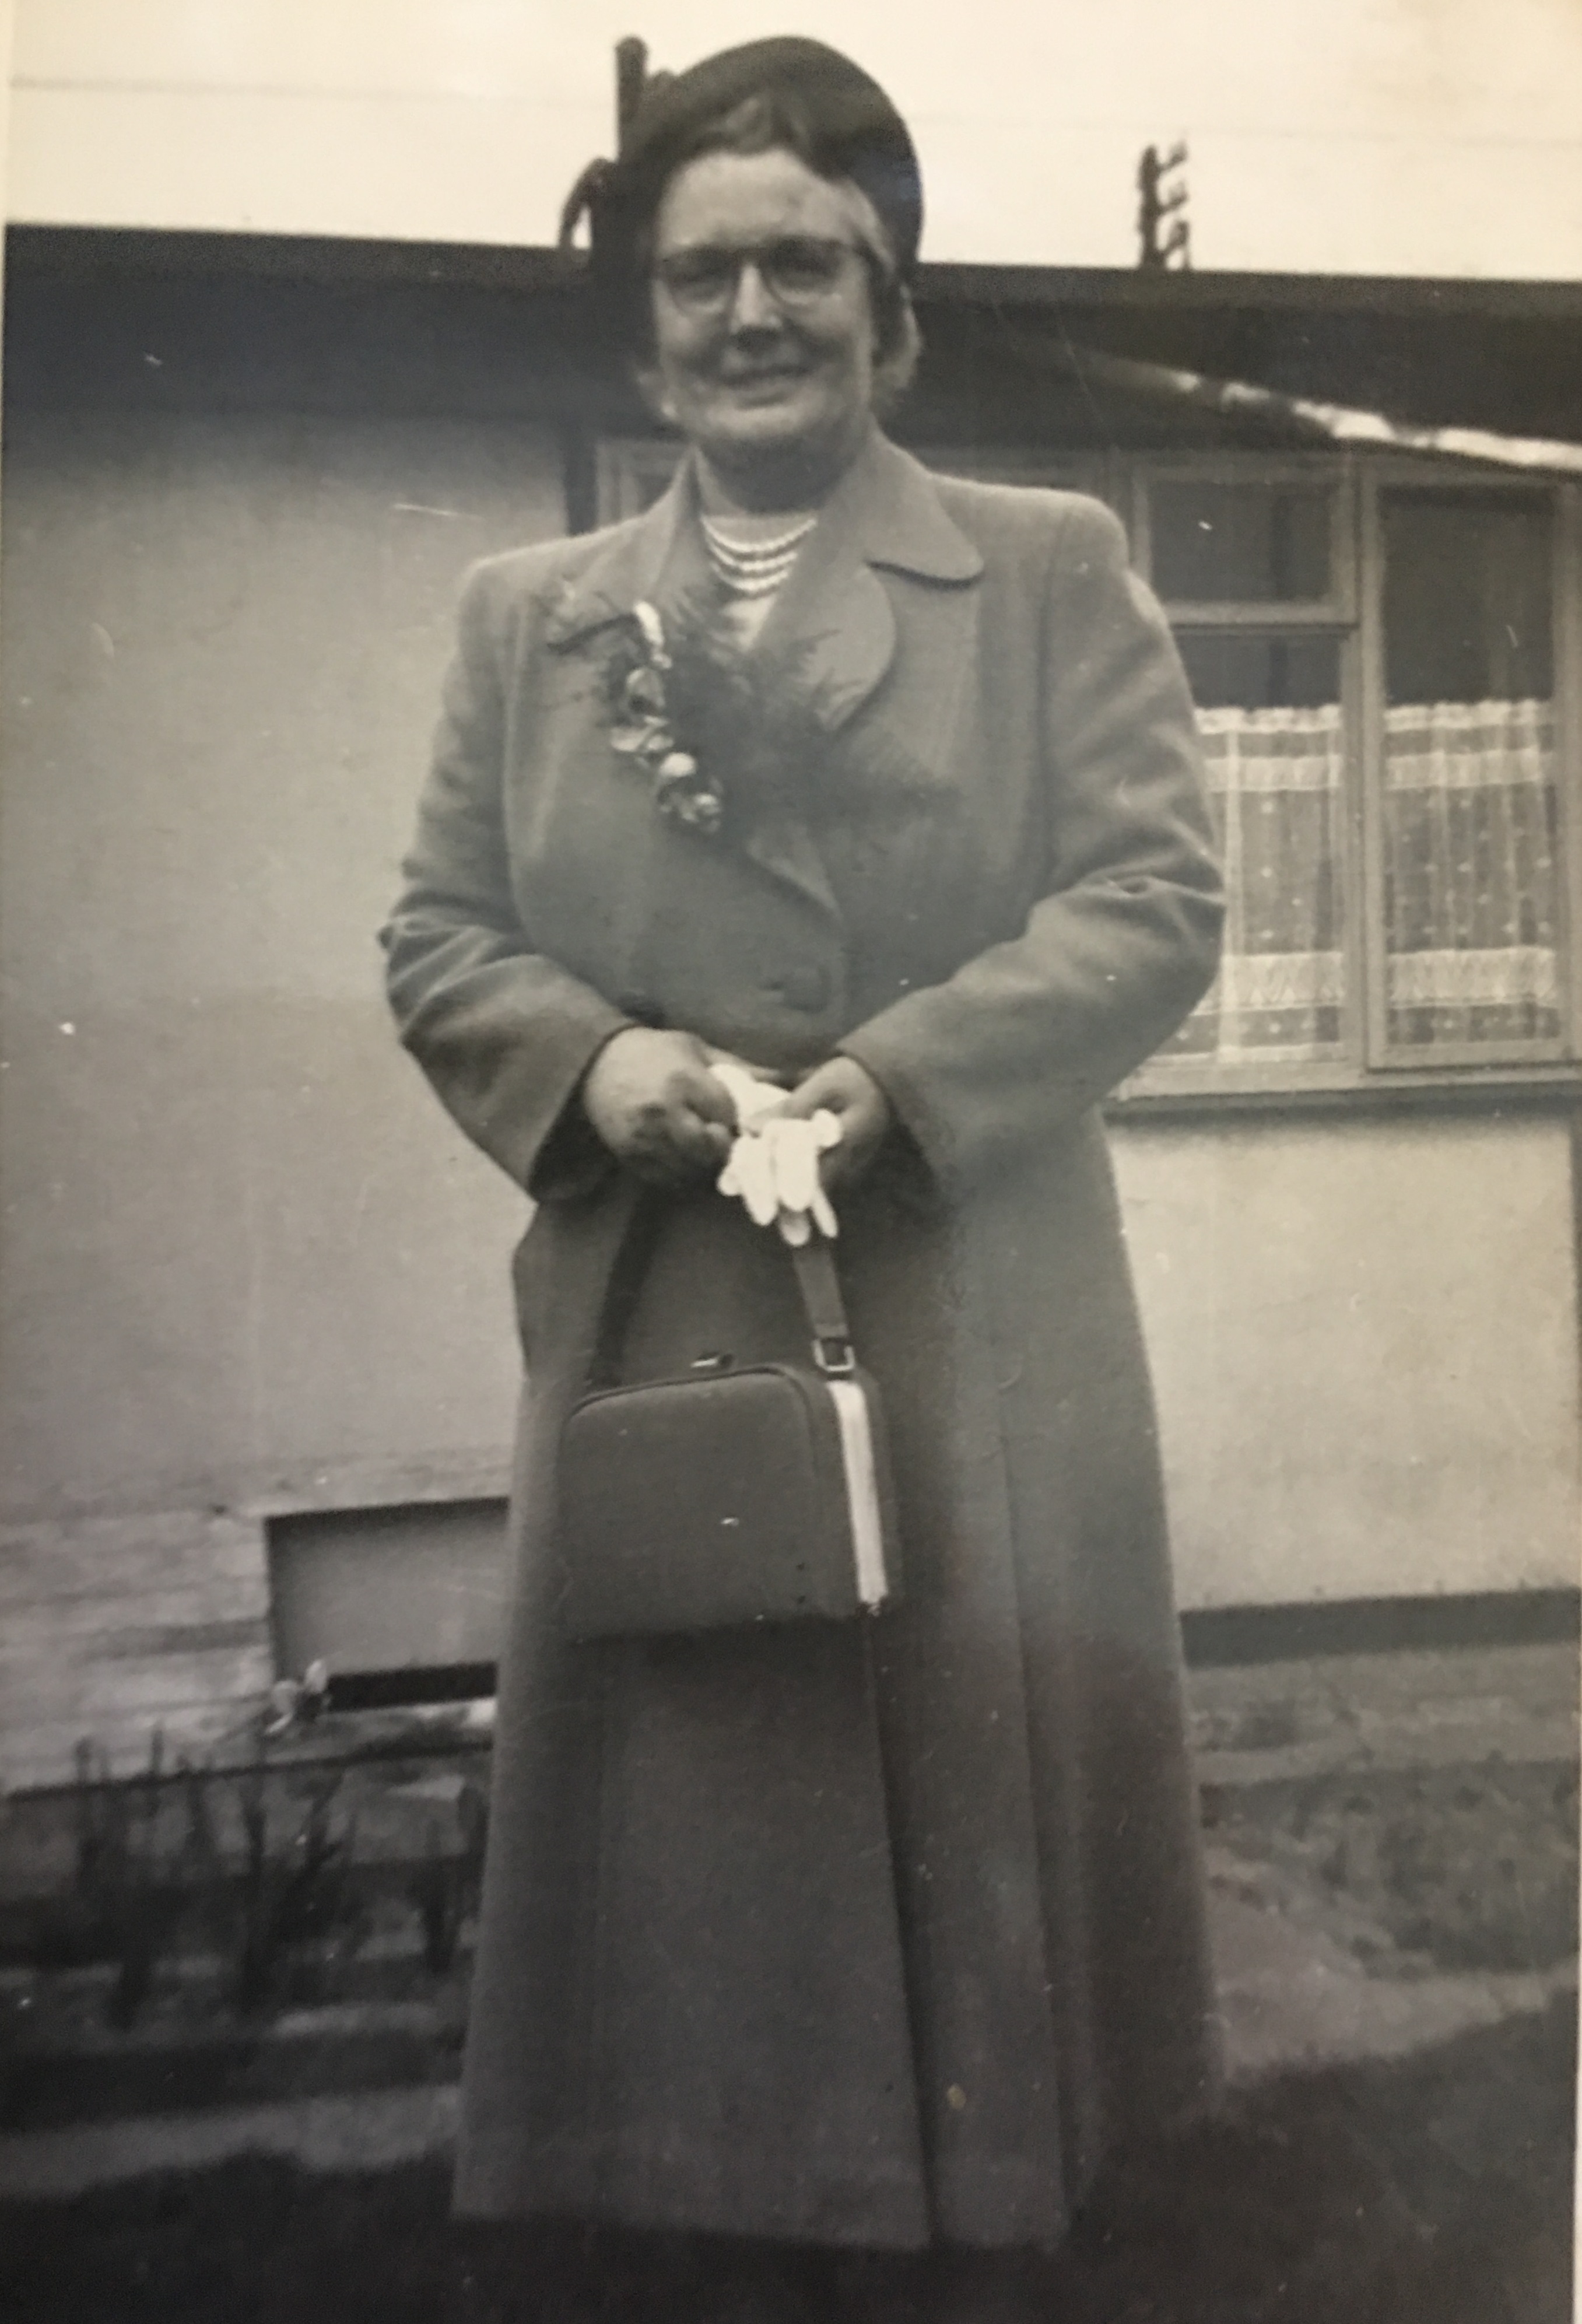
[
  {"left": 838, "top": 496, "right": 1223, "bottom": 1193},
  {"left": 380, "top": 559, "right": 631, "bottom": 1198}
]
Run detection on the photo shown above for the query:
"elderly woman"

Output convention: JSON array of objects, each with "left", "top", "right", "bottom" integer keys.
[{"left": 384, "top": 36, "right": 1223, "bottom": 2323}]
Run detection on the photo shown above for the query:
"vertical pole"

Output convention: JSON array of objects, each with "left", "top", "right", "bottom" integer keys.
[
  {"left": 1137, "top": 142, "right": 1190, "bottom": 269},
  {"left": 1137, "top": 146, "right": 1163, "bottom": 268},
  {"left": 560, "top": 38, "right": 649, "bottom": 533}
]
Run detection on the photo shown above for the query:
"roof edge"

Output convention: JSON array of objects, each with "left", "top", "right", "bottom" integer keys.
[{"left": 7, "top": 224, "right": 1582, "bottom": 320}]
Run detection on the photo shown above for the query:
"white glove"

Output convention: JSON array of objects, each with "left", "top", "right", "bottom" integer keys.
[
  {"left": 709, "top": 1060, "right": 843, "bottom": 1242},
  {"left": 705, "top": 1056, "right": 781, "bottom": 1129}
]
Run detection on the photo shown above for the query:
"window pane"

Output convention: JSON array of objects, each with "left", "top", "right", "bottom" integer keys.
[
  {"left": 1177, "top": 633, "right": 1339, "bottom": 710},
  {"left": 1159, "top": 635, "right": 1346, "bottom": 1064},
  {"left": 1381, "top": 490, "right": 1559, "bottom": 1050},
  {"left": 1151, "top": 481, "right": 1330, "bottom": 603},
  {"left": 1383, "top": 490, "right": 1553, "bottom": 704}
]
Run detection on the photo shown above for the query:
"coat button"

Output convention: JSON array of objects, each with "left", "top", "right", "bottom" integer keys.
[{"left": 765, "top": 964, "right": 830, "bottom": 1012}]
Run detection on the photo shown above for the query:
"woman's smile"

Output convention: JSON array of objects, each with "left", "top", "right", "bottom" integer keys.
[
  {"left": 718, "top": 355, "right": 811, "bottom": 385},
  {"left": 715, "top": 360, "right": 816, "bottom": 403}
]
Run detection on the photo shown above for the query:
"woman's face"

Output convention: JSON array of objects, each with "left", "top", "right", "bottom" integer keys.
[{"left": 646, "top": 147, "right": 883, "bottom": 500}]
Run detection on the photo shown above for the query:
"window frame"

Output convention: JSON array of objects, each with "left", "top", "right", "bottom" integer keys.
[
  {"left": 1359, "top": 460, "right": 1576, "bottom": 1073},
  {"left": 1563, "top": 482, "right": 1582, "bottom": 1069},
  {"left": 1130, "top": 455, "right": 1358, "bottom": 629}
]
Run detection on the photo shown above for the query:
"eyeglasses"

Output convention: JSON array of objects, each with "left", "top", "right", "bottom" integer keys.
[{"left": 652, "top": 236, "right": 867, "bottom": 316}]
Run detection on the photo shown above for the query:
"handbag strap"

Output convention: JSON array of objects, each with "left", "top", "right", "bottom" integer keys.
[
  {"left": 790, "top": 1236, "right": 855, "bottom": 1376},
  {"left": 585, "top": 1192, "right": 668, "bottom": 1389},
  {"left": 585, "top": 1192, "right": 857, "bottom": 1388}
]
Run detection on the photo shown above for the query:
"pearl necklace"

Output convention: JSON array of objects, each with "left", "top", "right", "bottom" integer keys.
[{"left": 700, "top": 511, "right": 816, "bottom": 599}]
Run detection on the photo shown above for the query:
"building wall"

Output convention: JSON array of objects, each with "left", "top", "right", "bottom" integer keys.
[
  {"left": 0, "top": 408, "right": 550, "bottom": 1519},
  {"left": 1, "top": 389, "right": 1577, "bottom": 1786},
  {"left": 9, "top": 0, "right": 1582, "bottom": 278},
  {"left": 1114, "top": 1115, "right": 1580, "bottom": 1608},
  {"left": 0, "top": 407, "right": 550, "bottom": 1784}
]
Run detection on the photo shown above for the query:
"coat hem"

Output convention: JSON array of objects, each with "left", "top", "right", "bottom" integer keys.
[{"left": 454, "top": 2135, "right": 932, "bottom": 2251}]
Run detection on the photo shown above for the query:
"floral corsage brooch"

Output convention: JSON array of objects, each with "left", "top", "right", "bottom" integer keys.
[{"left": 603, "top": 601, "right": 725, "bottom": 837}]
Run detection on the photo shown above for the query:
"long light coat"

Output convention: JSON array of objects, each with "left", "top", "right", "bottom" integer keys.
[{"left": 383, "top": 426, "right": 1225, "bottom": 2252}]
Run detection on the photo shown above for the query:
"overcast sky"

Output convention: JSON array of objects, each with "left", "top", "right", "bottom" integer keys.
[{"left": 9, "top": 0, "right": 1581, "bottom": 275}]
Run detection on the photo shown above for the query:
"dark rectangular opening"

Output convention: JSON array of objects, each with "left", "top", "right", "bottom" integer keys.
[
  {"left": 323, "top": 1661, "right": 497, "bottom": 1711},
  {"left": 268, "top": 1498, "right": 510, "bottom": 1684}
]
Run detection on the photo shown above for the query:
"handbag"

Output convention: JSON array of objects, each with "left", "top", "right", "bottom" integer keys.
[{"left": 556, "top": 1200, "right": 901, "bottom": 1642}]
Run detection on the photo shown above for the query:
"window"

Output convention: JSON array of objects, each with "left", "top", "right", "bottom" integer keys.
[
  {"left": 597, "top": 440, "right": 1581, "bottom": 1099},
  {"left": 1137, "top": 467, "right": 1356, "bottom": 1077},
  {"left": 1127, "top": 457, "right": 1580, "bottom": 1098},
  {"left": 1148, "top": 476, "right": 1334, "bottom": 606},
  {"left": 1374, "top": 488, "right": 1562, "bottom": 1061}
]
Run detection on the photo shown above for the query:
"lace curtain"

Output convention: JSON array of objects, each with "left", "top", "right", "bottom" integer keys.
[
  {"left": 1159, "top": 696, "right": 1559, "bottom": 1065},
  {"left": 1382, "top": 699, "right": 1559, "bottom": 1048},
  {"left": 1162, "top": 703, "right": 1346, "bottom": 1064}
]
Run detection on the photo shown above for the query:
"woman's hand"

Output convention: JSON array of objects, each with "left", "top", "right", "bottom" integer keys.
[
  {"left": 580, "top": 1028, "right": 738, "bottom": 1183},
  {"left": 774, "top": 1057, "right": 892, "bottom": 1193}
]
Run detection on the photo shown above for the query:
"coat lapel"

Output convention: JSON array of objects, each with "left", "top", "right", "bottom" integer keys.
[
  {"left": 542, "top": 468, "right": 694, "bottom": 650},
  {"left": 543, "top": 430, "right": 985, "bottom": 923},
  {"left": 749, "top": 433, "right": 987, "bottom": 914},
  {"left": 756, "top": 425, "right": 984, "bottom": 737}
]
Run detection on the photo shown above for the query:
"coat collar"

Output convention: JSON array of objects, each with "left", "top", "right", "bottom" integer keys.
[{"left": 542, "top": 425, "right": 983, "bottom": 655}]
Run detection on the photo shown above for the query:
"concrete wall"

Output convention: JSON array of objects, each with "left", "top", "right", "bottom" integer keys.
[
  {"left": 0, "top": 409, "right": 555, "bottom": 1522},
  {"left": 9, "top": 0, "right": 1582, "bottom": 278},
  {"left": 1113, "top": 1116, "right": 1581, "bottom": 1608}
]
